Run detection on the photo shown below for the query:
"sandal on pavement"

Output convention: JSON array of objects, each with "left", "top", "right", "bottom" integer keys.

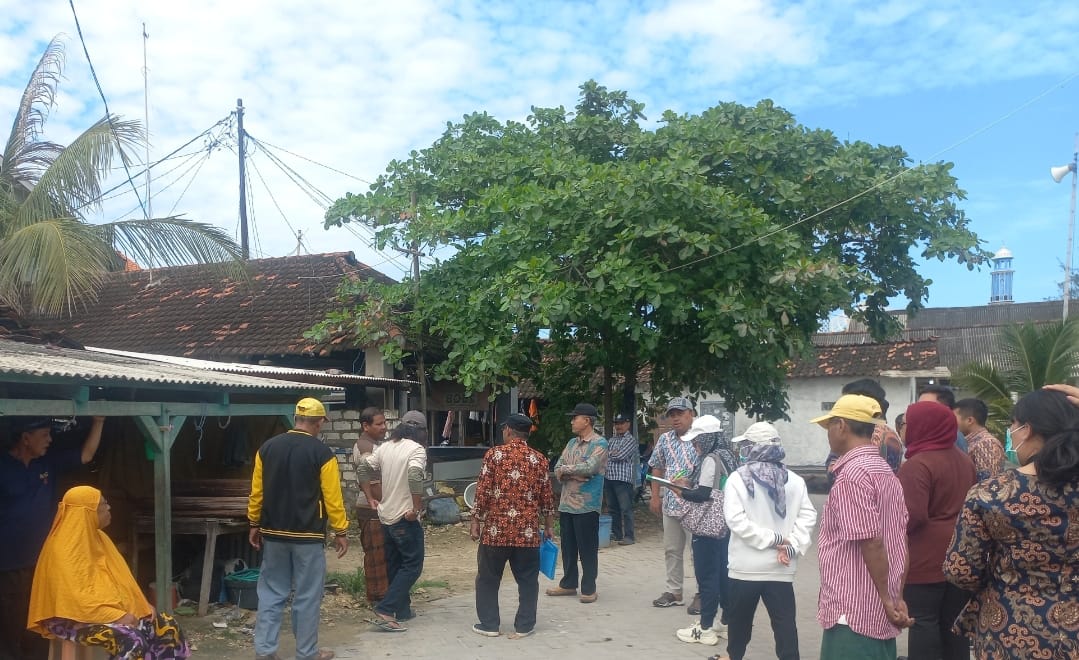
[
  {"left": 545, "top": 586, "right": 577, "bottom": 596},
  {"left": 315, "top": 651, "right": 335, "bottom": 660},
  {"left": 508, "top": 629, "right": 534, "bottom": 640},
  {"left": 579, "top": 592, "right": 598, "bottom": 603},
  {"left": 370, "top": 616, "right": 407, "bottom": 632}
]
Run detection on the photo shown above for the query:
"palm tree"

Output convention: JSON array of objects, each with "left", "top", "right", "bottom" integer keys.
[
  {"left": 953, "top": 318, "right": 1079, "bottom": 435},
  {"left": 0, "top": 37, "right": 241, "bottom": 318}
]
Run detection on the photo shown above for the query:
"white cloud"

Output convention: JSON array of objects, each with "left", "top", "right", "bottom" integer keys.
[{"left": 1, "top": 0, "right": 1078, "bottom": 300}]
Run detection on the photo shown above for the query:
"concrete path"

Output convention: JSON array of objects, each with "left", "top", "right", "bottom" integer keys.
[{"left": 330, "top": 494, "right": 909, "bottom": 659}]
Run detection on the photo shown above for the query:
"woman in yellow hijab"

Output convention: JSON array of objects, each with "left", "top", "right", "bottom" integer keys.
[{"left": 27, "top": 486, "right": 189, "bottom": 659}]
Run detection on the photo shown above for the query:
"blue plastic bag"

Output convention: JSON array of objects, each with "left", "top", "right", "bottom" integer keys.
[{"left": 539, "top": 537, "right": 558, "bottom": 580}]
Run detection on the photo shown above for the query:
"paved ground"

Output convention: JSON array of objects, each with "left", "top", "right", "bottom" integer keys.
[{"left": 330, "top": 494, "right": 909, "bottom": 659}]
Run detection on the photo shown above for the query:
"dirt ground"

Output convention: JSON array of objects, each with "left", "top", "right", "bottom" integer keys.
[{"left": 181, "top": 502, "right": 660, "bottom": 657}]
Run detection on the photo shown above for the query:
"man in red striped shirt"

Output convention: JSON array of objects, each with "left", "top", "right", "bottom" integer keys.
[{"left": 811, "top": 395, "right": 913, "bottom": 660}]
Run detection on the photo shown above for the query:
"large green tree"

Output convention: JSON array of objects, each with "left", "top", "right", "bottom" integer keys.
[
  {"left": 316, "top": 81, "right": 985, "bottom": 431},
  {"left": 1, "top": 38, "right": 241, "bottom": 317}
]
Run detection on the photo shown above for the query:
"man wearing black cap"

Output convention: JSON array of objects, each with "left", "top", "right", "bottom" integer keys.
[
  {"left": 469, "top": 413, "right": 554, "bottom": 639},
  {"left": 546, "top": 403, "right": 608, "bottom": 603},
  {"left": 604, "top": 412, "right": 638, "bottom": 545},
  {"left": 0, "top": 415, "right": 104, "bottom": 660}
]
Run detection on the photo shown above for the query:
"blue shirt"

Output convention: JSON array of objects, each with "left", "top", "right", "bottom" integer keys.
[{"left": 0, "top": 449, "right": 81, "bottom": 570}]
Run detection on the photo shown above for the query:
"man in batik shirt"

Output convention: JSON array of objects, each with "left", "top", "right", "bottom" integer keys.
[
  {"left": 470, "top": 413, "right": 554, "bottom": 639},
  {"left": 954, "top": 398, "right": 1005, "bottom": 480}
]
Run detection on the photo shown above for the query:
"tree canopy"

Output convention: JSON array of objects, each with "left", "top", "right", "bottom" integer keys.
[
  {"left": 1, "top": 37, "right": 242, "bottom": 317},
  {"left": 316, "top": 81, "right": 986, "bottom": 428}
]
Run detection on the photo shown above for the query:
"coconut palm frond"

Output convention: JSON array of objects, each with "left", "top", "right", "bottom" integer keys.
[
  {"left": 954, "top": 361, "right": 1009, "bottom": 400},
  {"left": 1043, "top": 318, "right": 1079, "bottom": 385},
  {"left": 97, "top": 217, "right": 244, "bottom": 270},
  {"left": 2, "top": 37, "right": 64, "bottom": 181},
  {"left": 0, "top": 217, "right": 110, "bottom": 316},
  {"left": 15, "top": 117, "right": 143, "bottom": 227}
]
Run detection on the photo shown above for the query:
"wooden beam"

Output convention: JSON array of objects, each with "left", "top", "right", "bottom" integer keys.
[
  {"left": 133, "top": 414, "right": 185, "bottom": 614},
  {"left": 0, "top": 399, "right": 295, "bottom": 418}
]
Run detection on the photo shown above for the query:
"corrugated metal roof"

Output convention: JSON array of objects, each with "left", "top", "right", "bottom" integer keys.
[
  {"left": 87, "top": 346, "right": 417, "bottom": 387},
  {"left": 0, "top": 339, "right": 340, "bottom": 392}
]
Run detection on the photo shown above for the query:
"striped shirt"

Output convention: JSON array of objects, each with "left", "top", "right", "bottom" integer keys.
[
  {"left": 604, "top": 431, "right": 639, "bottom": 485},
  {"left": 648, "top": 430, "right": 700, "bottom": 516},
  {"left": 817, "top": 444, "right": 908, "bottom": 640}
]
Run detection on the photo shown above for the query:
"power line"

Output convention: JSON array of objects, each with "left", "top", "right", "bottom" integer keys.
[
  {"left": 666, "top": 69, "right": 1079, "bottom": 274},
  {"left": 68, "top": 0, "right": 148, "bottom": 219},
  {"left": 246, "top": 153, "right": 303, "bottom": 240},
  {"left": 76, "top": 116, "right": 232, "bottom": 212},
  {"left": 246, "top": 134, "right": 372, "bottom": 185}
]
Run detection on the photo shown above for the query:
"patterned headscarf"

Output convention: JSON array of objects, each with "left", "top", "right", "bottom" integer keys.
[{"left": 736, "top": 441, "right": 789, "bottom": 518}]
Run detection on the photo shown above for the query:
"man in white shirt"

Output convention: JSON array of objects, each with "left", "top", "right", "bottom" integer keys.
[
  {"left": 718, "top": 422, "right": 817, "bottom": 660},
  {"left": 357, "top": 418, "right": 428, "bottom": 632}
]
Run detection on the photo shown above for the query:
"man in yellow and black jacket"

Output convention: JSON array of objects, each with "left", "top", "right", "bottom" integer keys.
[{"left": 248, "top": 397, "right": 348, "bottom": 660}]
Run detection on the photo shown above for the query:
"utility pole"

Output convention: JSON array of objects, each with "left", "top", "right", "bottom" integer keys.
[
  {"left": 236, "top": 98, "right": 249, "bottom": 260},
  {"left": 141, "top": 24, "right": 151, "bottom": 219}
]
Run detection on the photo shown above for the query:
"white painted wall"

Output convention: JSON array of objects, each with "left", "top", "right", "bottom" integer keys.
[{"left": 699, "top": 376, "right": 917, "bottom": 467}]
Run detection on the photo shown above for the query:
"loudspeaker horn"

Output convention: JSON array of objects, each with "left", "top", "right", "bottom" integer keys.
[{"left": 1051, "top": 164, "right": 1075, "bottom": 183}]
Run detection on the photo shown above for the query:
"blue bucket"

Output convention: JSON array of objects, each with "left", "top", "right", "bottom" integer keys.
[{"left": 597, "top": 514, "right": 612, "bottom": 548}]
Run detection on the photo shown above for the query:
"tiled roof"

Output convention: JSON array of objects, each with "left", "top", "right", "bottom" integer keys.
[
  {"left": 30, "top": 253, "right": 395, "bottom": 359},
  {"left": 789, "top": 338, "right": 940, "bottom": 378},
  {"left": 839, "top": 300, "right": 1066, "bottom": 370}
]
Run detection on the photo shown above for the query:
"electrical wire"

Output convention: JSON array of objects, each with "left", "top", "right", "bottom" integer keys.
[
  {"left": 246, "top": 153, "right": 302, "bottom": 239},
  {"left": 76, "top": 116, "right": 232, "bottom": 212},
  {"left": 666, "top": 70, "right": 1079, "bottom": 273},
  {"left": 68, "top": 0, "right": 148, "bottom": 219},
  {"left": 246, "top": 134, "right": 373, "bottom": 185}
]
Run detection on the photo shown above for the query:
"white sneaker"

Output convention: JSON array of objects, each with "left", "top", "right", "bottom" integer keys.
[
  {"left": 676, "top": 622, "right": 719, "bottom": 646},
  {"left": 712, "top": 621, "right": 729, "bottom": 638}
]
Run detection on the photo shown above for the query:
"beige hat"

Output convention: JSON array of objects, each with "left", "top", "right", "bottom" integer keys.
[
  {"left": 681, "top": 414, "right": 723, "bottom": 442},
  {"left": 732, "top": 421, "right": 780, "bottom": 444},
  {"left": 810, "top": 394, "right": 885, "bottom": 428}
]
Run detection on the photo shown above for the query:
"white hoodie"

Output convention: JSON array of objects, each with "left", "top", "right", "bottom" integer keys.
[{"left": 722, "top": 469, "right": 817, "bottom": 582}]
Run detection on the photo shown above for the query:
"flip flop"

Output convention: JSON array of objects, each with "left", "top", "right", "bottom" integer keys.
[{"left": 369, "top": 617, "right": 407, "bottom": 632}]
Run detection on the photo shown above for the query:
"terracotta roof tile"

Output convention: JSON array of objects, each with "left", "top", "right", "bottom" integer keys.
[
  {"left": 789, "top": 338, "right": 939, "bottom": 378},
  {"left": 31, "top": 253, "right": 394, "bottom": 359}
]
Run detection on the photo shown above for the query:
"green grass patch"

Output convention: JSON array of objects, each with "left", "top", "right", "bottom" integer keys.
[
  {"left": 326, "top": 568, "right": 366, "bottom": 599},
  {"left": 411, "top": 578, "right": 449, "bottom": 593}
]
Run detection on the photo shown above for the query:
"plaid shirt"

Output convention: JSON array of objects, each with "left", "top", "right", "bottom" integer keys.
[{"left": 604, "top": 431, "right": 639, "bottom": 485}]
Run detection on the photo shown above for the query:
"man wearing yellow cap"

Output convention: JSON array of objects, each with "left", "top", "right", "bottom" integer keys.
[
  {"left": 248, "top": 398, "right": 349, "bottom": 660},
  {"left": 810, "top": 395, "right": 912, "bottom": 660}
]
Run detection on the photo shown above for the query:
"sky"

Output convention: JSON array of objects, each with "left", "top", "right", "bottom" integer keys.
[{"left": 2, "top": 0, "right": 1078, "bottom": 310}]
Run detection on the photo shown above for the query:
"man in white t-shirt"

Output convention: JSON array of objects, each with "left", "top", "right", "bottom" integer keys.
[
  {"left": 719, "top": 422, "right": 817, "bottom": 660},
  {"left": 357, "top": 419, "right": 428, "bottom": 632}
]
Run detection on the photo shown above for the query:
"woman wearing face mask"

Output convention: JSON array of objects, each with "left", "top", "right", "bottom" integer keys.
[{"left": 943, "top": 389, "right": 1079, "bottom": 659}]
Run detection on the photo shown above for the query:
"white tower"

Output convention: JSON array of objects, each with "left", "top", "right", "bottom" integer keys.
[{"left": 989, "top": 246, "right": 1014, "bottom": 305}]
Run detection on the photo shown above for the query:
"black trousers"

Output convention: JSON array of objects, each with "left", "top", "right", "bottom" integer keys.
[
  {"left": 726, "top": 579, "right": 800, "bottom": 660},
  {"left": 558, "top": 511, "right": 599, "bottom": 595},
  {"left": 0, "top": 567, "right": 48, "bottom": 660},
  {"left": 904, "top": 582, "right": 972, "bottom": 660},
  {"left": 475, "top": 544, "right": 540, "bottom": 633}
]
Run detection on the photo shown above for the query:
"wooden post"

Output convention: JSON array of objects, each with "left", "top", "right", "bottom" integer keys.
[{"left": 133, "top": 414, "right": 185, "bottom": 614}]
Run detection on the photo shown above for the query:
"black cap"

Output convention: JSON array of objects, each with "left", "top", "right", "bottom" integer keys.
[
  {"left": 612, "top": 412, "right": 630, "bottom": 423},
  {"left": 13, "top": 417, "right": 53, "bottom": 433},
  {"left": 567, "top": 403, "right": 599, "bottom": 417},
  {"left": 504, "top": 413, "right": 534, "bottom": 432}
]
